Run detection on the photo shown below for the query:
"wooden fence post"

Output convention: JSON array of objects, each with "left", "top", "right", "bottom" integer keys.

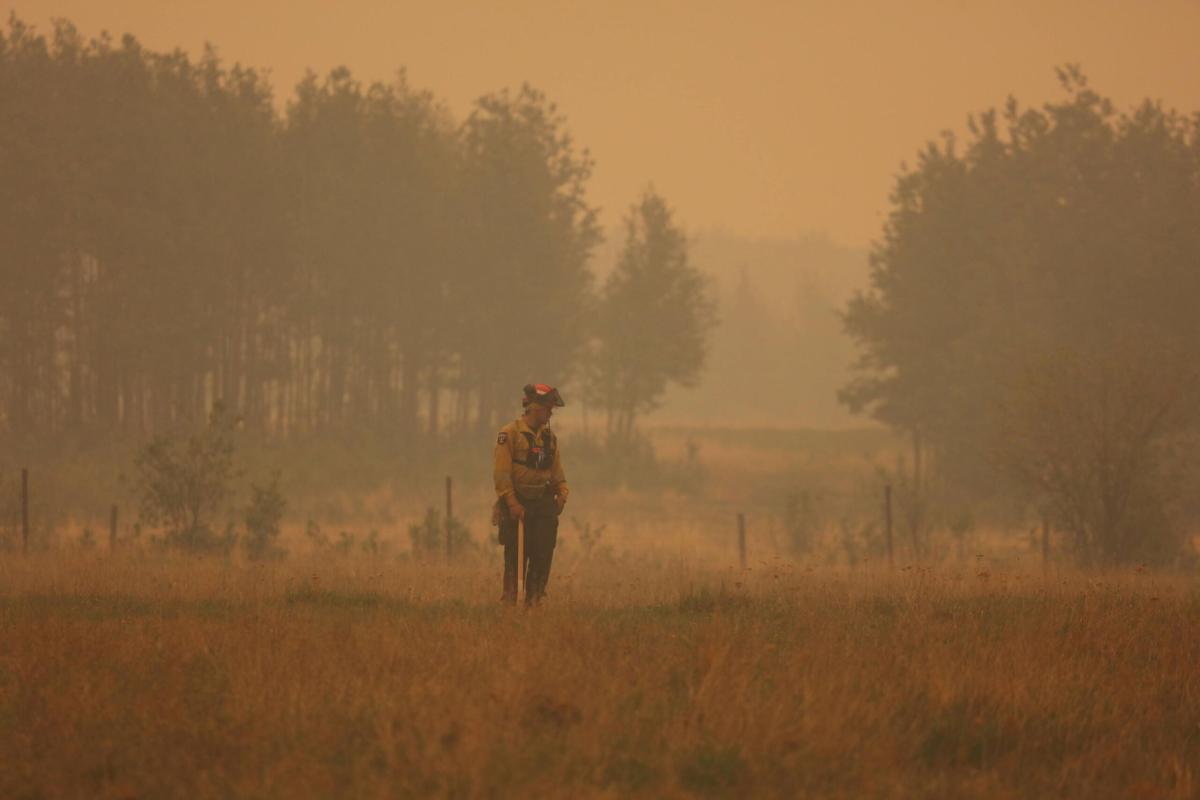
[
  {"left": 21, "top": 468, "right": 29, "bottom": 555},
  {"left": 445, "top": 476, "right": 453, "bottom": 562},
  {"left": 884, "top": 484, "right": 894, "bottom": 570},
  {"left": 1041, "top": 516, "right": 1050, "bottom": 573},
  {"left": 737, "top": 512, "right": 747, "bottom": 569}
]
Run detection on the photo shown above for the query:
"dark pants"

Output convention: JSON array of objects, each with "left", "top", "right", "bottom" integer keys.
[{"left": 499, "top": 495, "right": 558, "bottom": 605}]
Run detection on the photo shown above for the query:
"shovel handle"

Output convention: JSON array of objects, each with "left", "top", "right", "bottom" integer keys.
[{"left": 517, "top": 518, "right": 526, "bottom": 600}]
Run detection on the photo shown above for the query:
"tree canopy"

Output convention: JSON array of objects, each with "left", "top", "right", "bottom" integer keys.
[
  {"left": 0, "top": 17, "right": 619, "bottom": 445},
  {"left": 841, "top": 67, "right": 1200, "bottom": 562},
  {"left": 585, "top": 190, "right": 717, "bottom": 441}
]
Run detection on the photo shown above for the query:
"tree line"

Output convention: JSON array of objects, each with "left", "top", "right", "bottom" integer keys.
[
  {"left": 842, "top": 67, "right": 1200, "bottom": 564},
  {"left": 0, "top": 16, "right": 714, "bottom": 447}
]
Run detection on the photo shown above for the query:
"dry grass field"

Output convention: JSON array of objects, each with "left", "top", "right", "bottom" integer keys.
[{"left": 2, "top": 550, "right": 1197, "bottom": 799}]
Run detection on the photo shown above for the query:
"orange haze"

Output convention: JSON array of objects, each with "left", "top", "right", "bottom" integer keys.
[{"left": 9, "top": 0, "right": 1200, "bottom": 246}]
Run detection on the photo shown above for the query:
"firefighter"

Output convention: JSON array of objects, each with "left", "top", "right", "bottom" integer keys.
[{"left": 493, "top": 383, "right": 568, "bottom": 605}]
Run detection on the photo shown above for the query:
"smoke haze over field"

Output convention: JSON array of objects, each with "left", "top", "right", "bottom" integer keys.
[
  {"left": 11, "top": 0, "right": 1200, "bottom": 246},
  {"left": 6, "top": 9, "right": 1200, "bottom": 793},
  {"left": 655, "top": 231, "right": 867, "bottom": 427},
  {"left": 5, "top": 0, "right": 1200, "bottom": 562}
]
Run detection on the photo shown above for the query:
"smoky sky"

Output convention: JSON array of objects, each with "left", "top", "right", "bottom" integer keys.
[{"left": 11, "top": 0, "right": 1200, "bottom": 246}]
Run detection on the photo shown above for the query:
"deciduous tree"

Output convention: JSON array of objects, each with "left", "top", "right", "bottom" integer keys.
[{"left": 587, "top": 190, "right": 717, "bottom": 442}]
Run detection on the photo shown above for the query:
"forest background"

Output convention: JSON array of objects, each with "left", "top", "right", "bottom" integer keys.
[{"left": 3, "top": 16, "right": 1200, "bottom": 571}]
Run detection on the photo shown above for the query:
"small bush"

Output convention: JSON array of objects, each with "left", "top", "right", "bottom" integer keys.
[
  {"left": 408, "top": 507, "right": 474, "bottom": 559},
  {"left": 571, "top": 517, "right": 609, "bottom": 560},
  {"left": 133, "top": 404, "right": 239, "bottom": 554},
  {"left": 602, "top": 755, "right": 659, "bottom": 792},
  {"left": 677, "top": 743, "right": 748, "bottom": 797},
  {"left": 243, "top": 471, "right": 286, "bottom": 561},
  {"left": 304, "top": 518, "right": 328, "bottom": 549}
]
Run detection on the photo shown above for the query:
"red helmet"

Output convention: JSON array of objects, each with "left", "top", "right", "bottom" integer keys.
[{"left": 523, "top": 383, "right": 565, "bottom": 407}]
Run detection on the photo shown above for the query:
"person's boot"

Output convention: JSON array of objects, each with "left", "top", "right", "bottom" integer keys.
[{"left": 524, "top": 574, "right": 545, "bottom": 607}]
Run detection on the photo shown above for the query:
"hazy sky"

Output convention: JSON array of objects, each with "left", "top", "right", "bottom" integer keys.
[{"left": 9, "top": 1, "right": 1200, "bottom": 246}]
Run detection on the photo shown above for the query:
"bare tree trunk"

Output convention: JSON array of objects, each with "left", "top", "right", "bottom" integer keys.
[
  {"left": 67, "top": 254, "right": 85, "bottom": 432},
  {"left": 910, "top": 427, "right": 925, "bottom": 557},
  {"left": 476, "top": 376, "right": 494, "bottom": 434},
  {"left": 399, "top": 347, "right": 421, "bottom": 439},
  {"left": 455, "top": 375, "right": 472, "bottom": 434},
  {"left": 427, "top": 361, "right": 440, "bottom": 436},
  {"left": 912, "top": 427, "right": 923, "bottom": 498}
]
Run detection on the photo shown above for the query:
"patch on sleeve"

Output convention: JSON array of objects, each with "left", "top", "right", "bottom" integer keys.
[{"left": 497, "top": 432, "right": 508, "bottom": 445}]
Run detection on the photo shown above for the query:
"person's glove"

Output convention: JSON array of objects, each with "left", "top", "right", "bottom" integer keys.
[{"left": 506, "top": 496, "right": 525, "bottom": 522}]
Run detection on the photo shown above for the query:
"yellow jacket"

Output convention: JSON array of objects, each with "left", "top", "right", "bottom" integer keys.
[{"left": 494, "top": 416, "right": 568, "bottom": 502}]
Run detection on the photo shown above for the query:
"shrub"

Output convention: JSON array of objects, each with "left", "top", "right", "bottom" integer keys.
[
  {"left": 408, "top": 507, "right": 473, "bottom": 558},
  {"left": 243, "top": 471, "right": 286, "bottom": 560},
  {"left": 677, "top": 743, "right": 748, "bottom": 796},
  {"left": 133, "top": 403, "right": 239, "bottom": 553},
  {"left": 999, "top": 344, "right": 1200, "bottom": 566}
]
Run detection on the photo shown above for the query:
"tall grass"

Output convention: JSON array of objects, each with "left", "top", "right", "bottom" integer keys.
[{"left": 1, "top": 552, "right": 1196, "bottom": 798}]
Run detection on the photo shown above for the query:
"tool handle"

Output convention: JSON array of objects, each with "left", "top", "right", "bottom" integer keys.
[{"left": 517, "top": 519, "right": 526, "bottom": 600}]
